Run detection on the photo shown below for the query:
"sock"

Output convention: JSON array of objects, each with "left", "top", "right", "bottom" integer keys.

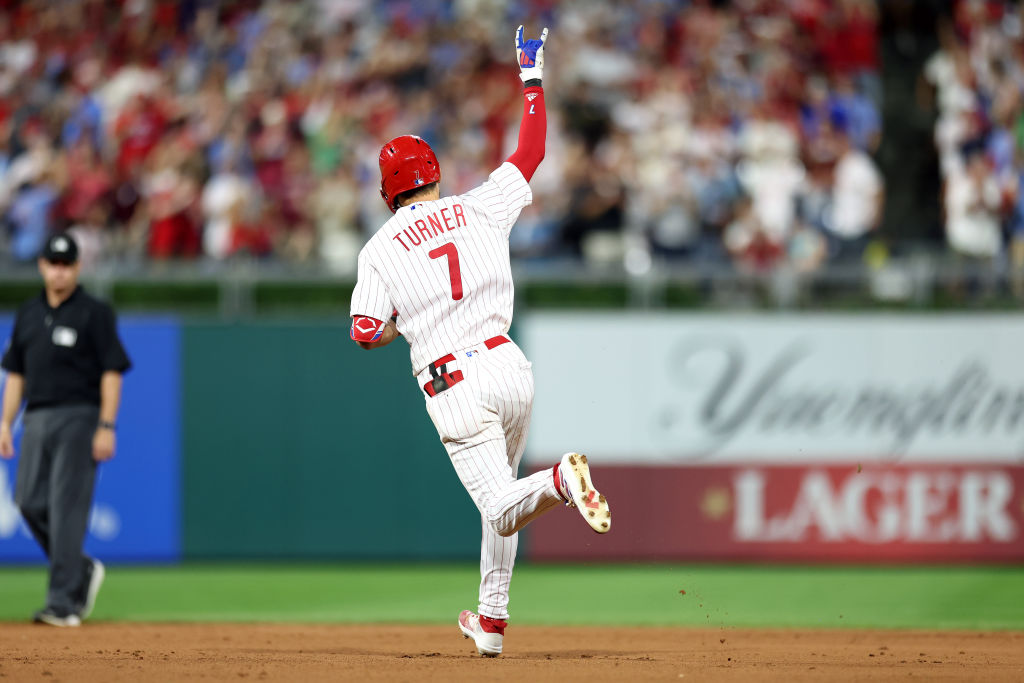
[
  {"left": 552, "top": 464, "right": 568, "bottom": 501},
  {"left": 479, "top": 615, "right": 507, "bottom": 635}
]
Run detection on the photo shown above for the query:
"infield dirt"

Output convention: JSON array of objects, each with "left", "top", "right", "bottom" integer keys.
[{"left": 0, "top": 623, "right": 1021, "bottom": 681}]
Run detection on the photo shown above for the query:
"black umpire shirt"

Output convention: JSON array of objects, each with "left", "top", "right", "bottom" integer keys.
[{"left": 1, "top": 286, "right": 132, "bottom": 410}]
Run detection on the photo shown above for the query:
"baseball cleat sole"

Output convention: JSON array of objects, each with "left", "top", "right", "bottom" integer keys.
[{"left": 561, "top": 452, "right": 611, "bottom": 533}]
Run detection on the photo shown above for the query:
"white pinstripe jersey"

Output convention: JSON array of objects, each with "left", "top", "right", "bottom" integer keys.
[{"left": 350, "top": 162, "right": 532, "bottom": 375}]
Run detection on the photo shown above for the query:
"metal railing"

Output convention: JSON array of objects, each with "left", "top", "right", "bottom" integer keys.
[{"left": 1, "top": 248, "right": 1020, "bottom": 317}]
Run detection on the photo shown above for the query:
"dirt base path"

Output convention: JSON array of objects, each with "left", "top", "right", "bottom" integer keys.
[{"left": 1, "top": 624, "right": 1022, "bottom": 682}]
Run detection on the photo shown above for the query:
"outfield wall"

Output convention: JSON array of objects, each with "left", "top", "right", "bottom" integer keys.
[
  {"left": 1, "top": 318, "right": 477, "bottom": 563},
  {"left": 179, "top": 322, "right": 477, "bottom": 559},
  {"left": 521, "top": 313, "right": 1024, "bottom": 562},
  {"left": 3, "top": 314, "right": 1023, "bottom": 563}
]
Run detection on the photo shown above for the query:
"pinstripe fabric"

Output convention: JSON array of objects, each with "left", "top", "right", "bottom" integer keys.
[
  {"left": 350, "top": 162, "right": 532, "bottom": 375},
  {"left": 422, "top": 342, "right": 561, "bottom": 620},
  {"left": 352, "top": 162, "right": 554, "bottom": 623}
]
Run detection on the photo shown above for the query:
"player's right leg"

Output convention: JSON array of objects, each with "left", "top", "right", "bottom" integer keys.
[
  {"left": 446, "top": 431, "right": 563, "bottom": 538},
  {"left": 424, "top": 360, "right": 562, "bottom": 538}
]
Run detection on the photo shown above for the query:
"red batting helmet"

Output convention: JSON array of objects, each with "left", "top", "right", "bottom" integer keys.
[{"left": 379, "top": 135, "right": 441, "bottom": 213}]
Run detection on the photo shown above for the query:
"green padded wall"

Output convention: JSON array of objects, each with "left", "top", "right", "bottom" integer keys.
[{"left": 181, "top": 321, "right": 481, "bottom": 559}]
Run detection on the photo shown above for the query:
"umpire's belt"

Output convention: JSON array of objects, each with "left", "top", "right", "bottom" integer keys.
[{"left": 422, "top": 335, "right": 510, "bottom": 397}]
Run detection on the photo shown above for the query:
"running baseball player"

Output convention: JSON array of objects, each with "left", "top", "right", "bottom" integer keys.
[{"left": 349, "top": 25, "right": 610, "bottom": 657}]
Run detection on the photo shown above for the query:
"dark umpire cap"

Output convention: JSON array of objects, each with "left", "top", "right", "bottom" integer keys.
[{"left": 41, "top": 233, "right": 79, "bottom": 264}]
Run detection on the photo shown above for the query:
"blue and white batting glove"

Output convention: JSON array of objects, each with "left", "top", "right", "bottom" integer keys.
[{"left": 516, "top": 24, "right": 548, "bottom": 84}]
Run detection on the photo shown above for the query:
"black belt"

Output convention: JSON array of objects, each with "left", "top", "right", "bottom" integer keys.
[{"left": 423, "top": 335, "right": 510, "bottom": 397}]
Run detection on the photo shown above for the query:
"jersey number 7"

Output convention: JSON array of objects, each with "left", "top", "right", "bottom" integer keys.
[{"left": 429, "top": 242, "right": 464, "bottom": 300}]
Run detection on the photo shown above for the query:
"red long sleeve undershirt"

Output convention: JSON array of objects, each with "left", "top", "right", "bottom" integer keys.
[{"left": 506, "top": 85, "right": 546, "bottom": 182}]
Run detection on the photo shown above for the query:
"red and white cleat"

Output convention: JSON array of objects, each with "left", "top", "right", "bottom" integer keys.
[
  {"left": 557, "top": 452, "right": 611, "bottom": 533},
  {"left": 458, "top": 610, "right": 505, "bottom": 657}
]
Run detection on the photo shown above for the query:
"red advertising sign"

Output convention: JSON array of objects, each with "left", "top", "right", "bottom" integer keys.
[{"left": 527, "top": 464, "right": 1024, "bottom": 562}]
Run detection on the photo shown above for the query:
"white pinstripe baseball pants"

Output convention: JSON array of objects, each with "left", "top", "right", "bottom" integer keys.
[{"left": 421, "top": 340, "right": 562, "bottom": 621}]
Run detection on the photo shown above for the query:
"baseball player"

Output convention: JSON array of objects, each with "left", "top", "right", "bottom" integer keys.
[{"left": 349, "top": 25, "right": 610, "bottom": 657}]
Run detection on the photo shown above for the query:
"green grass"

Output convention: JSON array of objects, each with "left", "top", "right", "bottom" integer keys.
[{"left": 0, "top": 564, "right": 1021, "bottom": 630}]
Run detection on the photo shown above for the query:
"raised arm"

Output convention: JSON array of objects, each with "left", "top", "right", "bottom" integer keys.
[{"left": 506, "top": 25, "right": 548, "bottom": 182}]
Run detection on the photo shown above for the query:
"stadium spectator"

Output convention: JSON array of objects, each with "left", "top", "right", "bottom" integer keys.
[
  {"left": 228, "top": 200, "right": 276, "bottom": 260},
  {"left": 685, "top": 136, "right": 741, "bottom": 262},
  {"left": 723, "top": 195, "right": 785, "bottom": 273},
  {"left": 311, "top": 163, "right": 361, "bottom": 274},
  {"left": 945, "top": 142, "right": 1003, "bottom": 262},
  {"left": 67, "top": 201, "right": 111, "bottom": 272},
  {"left": 1, "top": 119, "right": 57, "bottom": 210},
  {"left": 58, "top": 138, "right": 112, "bottom": 229},
  {"left": 827, "top": 73, "right": 882, "bottom": 153},
  {"left": 141, "top": 133, "right": 201, "bottom": 260},
  {"left": 735, "top": 103, "right": 805, "bottom": 247},
  {"left": 824, "top": 119, "right": 884, "bottom": 263},
  {"left": 275, "top": 144, "right": 316, "bottom": 263},
  {"left": 200, "top": 155, "right": 252, "bottom": 261},
  {"left": 112, "top": 93, "right": 166, "bottom": 179},
  {"left": 7, "top": 166, "right": 60, "bottom": 263}
]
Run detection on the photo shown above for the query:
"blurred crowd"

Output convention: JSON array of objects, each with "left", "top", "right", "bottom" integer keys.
[
  {"left": 0, "top": 0, "right": 903, "bottom": 276},
  {"left": 924, "top": 0, "right": 1024, "bottom": 293}
]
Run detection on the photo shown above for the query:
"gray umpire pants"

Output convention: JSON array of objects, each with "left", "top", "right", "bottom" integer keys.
[{"left": 14, "top": 405, "right": 98, "bottom": 614}]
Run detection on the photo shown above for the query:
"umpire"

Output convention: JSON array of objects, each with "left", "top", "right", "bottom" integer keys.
[{"left": 0, "top": 233, "right": 131, "bottom": 627}]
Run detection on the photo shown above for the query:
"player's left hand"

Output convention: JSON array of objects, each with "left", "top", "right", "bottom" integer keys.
[
  {"left": 93, "top": 428, "right": 116, "bottom": 462},
  {"left": 516, "top": 25, "right": 548, "bottom": 84}
]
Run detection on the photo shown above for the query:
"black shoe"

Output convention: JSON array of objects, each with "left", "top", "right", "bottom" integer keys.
[
  {"left": 33, "top": 607, "right": 81, "bottom": 627},
  {"left": 80, "top": 559, "right": 105, "bottom": 620}
]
